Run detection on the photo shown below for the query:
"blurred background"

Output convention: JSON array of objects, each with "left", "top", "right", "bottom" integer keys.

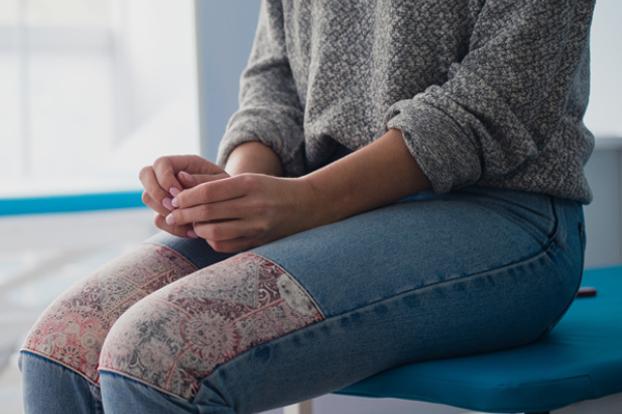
[
  {"left": 0, "top": 1, "right": 621, "bottom": 413},
  {"left": 0, "top": 0, "right": 199, "bottom": 196}
]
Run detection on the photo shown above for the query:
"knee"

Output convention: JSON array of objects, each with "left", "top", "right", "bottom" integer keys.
[
  {"left": 21, "top": 286, "right": 108, "bottom": 382},
  {"left": 21, "top": 243, "right": 197, "bottom": 383},
  {"left": 98, "top": 292, "right": 200, "bottom": 399},
  {"left": 98, "top": 252, "right": 325, "bottom": 401}
]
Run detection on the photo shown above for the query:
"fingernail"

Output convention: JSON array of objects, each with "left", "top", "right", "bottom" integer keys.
[
  {"left": 165, "top": 213, "right": 176, "bottom": 225},
  {"left": 186, "top": 229, "right": 198, "bottom": 239},
  {"left": 171, "top": 197, "right": 179, "bottom": 207},
  {"left": 169, "top": 187, "right": 180, "bottom": 197},
  {"left": 162, "top": 197, "right": 173, "bottom": 210},
  {"left": 179, "top": 171, "right": 190, "bottom": 178}
]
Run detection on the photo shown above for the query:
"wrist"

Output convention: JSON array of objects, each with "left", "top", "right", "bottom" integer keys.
[
  {"left": 224, "top": 141, "right": 284, "bottom": 177},
  {"left": 296, "top": 175, "right": 343, "bottom": 229}
]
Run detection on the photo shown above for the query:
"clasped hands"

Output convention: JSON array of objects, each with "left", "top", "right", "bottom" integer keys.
[{"left": 139, "top": 155, "right": 321, "bottom": 253}]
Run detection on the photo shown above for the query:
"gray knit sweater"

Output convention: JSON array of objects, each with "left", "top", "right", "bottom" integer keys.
[{"left": 216, "top": 0, "right": 596, "bottom": 205}]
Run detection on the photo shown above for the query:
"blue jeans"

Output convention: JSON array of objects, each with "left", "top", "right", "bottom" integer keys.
[{"left": 19, "top": 184, "right": 586, "bottom": 414}]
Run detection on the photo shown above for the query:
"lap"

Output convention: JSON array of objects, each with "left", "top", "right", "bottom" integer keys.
[
  {"left": 98, "top": 185, "right": 585, "bottom": 411},
  {"left": 149, "top": 184, "right": 584, "bottom": 318},
  {"left": 23, "top": 183, "right": 586, "bottom": 411}
]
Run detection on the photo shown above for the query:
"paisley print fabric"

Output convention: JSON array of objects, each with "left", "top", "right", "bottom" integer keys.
[
  {"left": 98, "top": 252, "right": 325, "bottom": 400},
  {"left": 20, "top": 243, "right": 198, "bottom": 384}
]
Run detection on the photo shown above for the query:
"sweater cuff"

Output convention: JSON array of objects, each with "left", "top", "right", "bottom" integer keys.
[{"left": 384, "top": 96, "right": 482, "bottom": 193}]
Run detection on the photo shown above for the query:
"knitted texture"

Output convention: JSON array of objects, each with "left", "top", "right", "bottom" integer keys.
[{"left": 216, "top": 0, "right": 596, "bottom": 205}]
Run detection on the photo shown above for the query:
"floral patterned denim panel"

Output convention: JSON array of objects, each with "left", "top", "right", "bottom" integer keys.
[
  {"left": 98, "top": 252, "right": 325, "bottom": 400},
  {"left": 21, "top": 243, "right": 198, "bottom": 384}
]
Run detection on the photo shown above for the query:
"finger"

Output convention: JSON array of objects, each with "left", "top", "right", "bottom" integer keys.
[
  {"left": 139, "top": 166, "right": 172, "bottom": 211},
  {"left": 141, "top": 191, "right": 170, "bottom": 216},
  {"left": 177, "top": 170, "right": 229, "bottom": 189},
  {"left": 154, "top": 213, "right": 195, "bottom": 238},
  {"left": 156, "top": 154, "right": 227, "bottom": 194},
  {"left": 166, "top": 198, "right": 244, "bottom": 226},
  {"left": 174, "top": 175, "right": 249, "bottom": 208},
  {"left": 177, "top": 170, "right": 199, "bottom": 188},
  {"left": 193, "top": 219, "right": 258, "bottom": 242},
  {"left": 152, "top": 157, "right": 184, "bottom": 197},
  {"left": 165, "top": 154, "right": 225, "bottom": 175},
  {"left": 206, "top": 236, "right": 260, "bottom": 254}
]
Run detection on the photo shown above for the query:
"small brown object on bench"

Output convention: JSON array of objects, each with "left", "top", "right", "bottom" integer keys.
[{"left": 576, "top": 286, "right": 597, "bottom": 298}]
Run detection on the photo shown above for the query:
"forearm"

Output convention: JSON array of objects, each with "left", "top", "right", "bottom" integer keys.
[
  {"left": 224, "top": 141, "right": 284, "bottom": 177},
  {"left": 302, "top": 128, "right": 432, "bottom": 224}
]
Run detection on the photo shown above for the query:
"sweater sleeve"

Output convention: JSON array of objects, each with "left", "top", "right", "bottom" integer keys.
[
  {"left": 216, "top": 0, "right": 305, "bottom": 177},
  {"left": 383, "top": 0, "right": 595, "bottom": 194}
]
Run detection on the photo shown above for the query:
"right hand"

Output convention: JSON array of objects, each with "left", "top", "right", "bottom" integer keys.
[{"left": 138, "top": 155, "right": 229, "bottom": 238}]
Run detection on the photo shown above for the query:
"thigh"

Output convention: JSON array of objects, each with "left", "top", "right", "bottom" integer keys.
[
  {"left": 20, "top": 232, "right": 231, "bottom": 384},
  {"left": 96, "top": 185, "right": 586, "bottom": 413},
  {"left": 255, "top": 184, "right": 583, "bottom": 317}
]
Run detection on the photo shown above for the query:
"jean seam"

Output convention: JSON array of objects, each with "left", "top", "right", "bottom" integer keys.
[
  {"left": 250, "top": 252, "right": 327, "bottom": 319},
  {"left": 542, "top": 267, "right": 583, "bottom": 336},
  {"left": 98, "top": 368, "right": 193, "bottom": 404},
  {"left": 537, "top": 231, "right": 584, "bottom": 338}
]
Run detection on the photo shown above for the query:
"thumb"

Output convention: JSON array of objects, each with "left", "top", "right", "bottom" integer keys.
[{"left": 177, "top": 170, "right": 228, "bottom": 188}]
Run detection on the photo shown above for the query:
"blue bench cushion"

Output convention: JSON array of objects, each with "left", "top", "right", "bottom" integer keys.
[{"left": 333, "top": 265, "right": 622, "bottom": 413}]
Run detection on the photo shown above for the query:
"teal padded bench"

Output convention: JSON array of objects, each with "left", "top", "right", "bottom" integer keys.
[
  {"left": 287, "top": 264, "right": 622, "bottom": 414},
  {"left": 334, "top": 265, "right": 622, "bottom": 413}
]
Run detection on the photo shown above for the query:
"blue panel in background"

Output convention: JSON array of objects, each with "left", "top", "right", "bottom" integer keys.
[
  {"left": 194, "top": 1, "right": 260, "bottom": 161},
  {"left": 0, "top": 191, "right": 145, "bottom": 216}
]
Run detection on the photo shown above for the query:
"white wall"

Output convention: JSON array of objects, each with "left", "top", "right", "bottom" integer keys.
[
  {"left": 113, "top": 0, "right": 198, "bottom": 135},
  {"left": 584, "top": 0, "right": 622, "bottom": 138}
]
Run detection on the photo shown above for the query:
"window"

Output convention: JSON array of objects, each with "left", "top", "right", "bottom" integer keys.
[{"left": 0, "top": 0, "right": 199, "bottom": 197}]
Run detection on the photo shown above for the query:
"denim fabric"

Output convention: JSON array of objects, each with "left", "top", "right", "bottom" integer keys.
[
  {"left": 19, "top": 184, "right": 586, "bottom": 414},
  {"left": 19, "top": 351, "right": 104, "bottom": 414}
]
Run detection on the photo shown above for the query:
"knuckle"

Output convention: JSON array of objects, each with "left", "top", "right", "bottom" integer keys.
[
  {"left": 250, "top": 198, "right": 267, "bottom": 214},
  {"left": 200, "top": 204, "right": 211, "bottom": 219},
  {"left": 239, "top": 174, "right": 254, "bottom": 189},
  {"left": 200, "top": 185, "right": 211, "bottom": 200},
  {"left": 153, "top": 156, "right": 166, "bottom": 167},
  {"left": 204, "top": 225, "right": 218, "bottom": 240},
  {"left": 256, "top": 220, "right": 270, "bottom": 234},
  {"left": 138, "top": 166, "right": 151, "bottom": 180}
]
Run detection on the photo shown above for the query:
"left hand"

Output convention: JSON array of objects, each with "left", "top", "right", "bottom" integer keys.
[{"left": 166, "top": 173, "right": 320, "bottom": 253}]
